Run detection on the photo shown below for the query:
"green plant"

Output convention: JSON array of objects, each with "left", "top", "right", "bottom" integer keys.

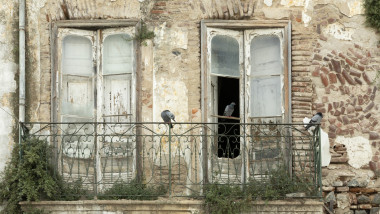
[
  {"left": 97, "top": 179, "right": 167, "bottom": 200},
  {"left": 0, "top": 137, "right": 85, "bottom": 213},
  {"left": 364, "top": 0, "right": 380, "bottom": 33},
  {"left": 132, "top": 21, "right": 155, "bottom": 46},
  {"left": 204, "top": 183, "right": 251, "bottom": 214},
  {"left": 246, "top": 164, "right": 314, "bottom": 200},
  {"left": 204, "top": 164, "right": 315, "bottom": 214}
]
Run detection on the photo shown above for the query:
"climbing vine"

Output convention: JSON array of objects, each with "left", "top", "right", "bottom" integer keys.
[
  {"left": 0, "top": 138, "right": 84, "bottom": 213},
  {"left": 364, "top": 0, "right": 380, "bottom": 33}
]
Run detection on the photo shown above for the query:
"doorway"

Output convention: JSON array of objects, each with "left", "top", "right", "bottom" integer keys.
[{"left": 217, "top": 77, "right": 240, "bottom": 158}]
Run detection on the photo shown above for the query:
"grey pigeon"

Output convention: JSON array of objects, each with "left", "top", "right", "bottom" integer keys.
[
  {"left": 223, "top": 102, "right": 236, "bottom": 117},
  {"left": 161, "top": 110, "right": 176, "bottom": 128},
  {"left": 305, "top": 112, "right": 323, "bottom": 130}
]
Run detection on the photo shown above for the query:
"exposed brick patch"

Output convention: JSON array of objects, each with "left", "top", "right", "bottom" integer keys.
[{"left": 342, "top": 70, "right": 356, "bottom": 85}]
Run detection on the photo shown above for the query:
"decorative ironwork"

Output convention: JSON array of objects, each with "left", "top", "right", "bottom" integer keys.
[{"left": 19, "top": 122, "right": 321, "bottom": 199}]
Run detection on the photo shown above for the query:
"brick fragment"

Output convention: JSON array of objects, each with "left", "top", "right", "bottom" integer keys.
[
  {"left": 369, "top": 132, "right": 379, "bottom": 140},
  {"left": 362, "top": 72, "right": 372, "bottom": 84},
  {"left": 350, "top": 69, "right": 361, "bottom": 77},
  {"left": 331, "top": 59, "right": 341, "bottom": 73},
  {"left": 336, "top": 73, "right": 345, "bottom": 85},
  {"left": 354, "top": 77, "right": 362, "bottom": 85},
  {"left": 364, "top": 102, "right": 374, "bottom": 113},
  {"left": 328, "top": 73, "right": 337, "bottom": 84},
  {"left": 342, "top": 70, "right": 356, "bottom": 85},
  {"left": 320, "top": 73, "right": 329, "bottom": 87},
  {"left": 313, "top": 54, "right": 323, "bottom": 61},
  {"left": 350, "top": 188, "right": 376, "bottom": 193},
  {"left": 346, "top": 57, "right": 355, "bottom": 66},
  {"left": 370, "top": 86, "right": 377, "bottom": 101}
]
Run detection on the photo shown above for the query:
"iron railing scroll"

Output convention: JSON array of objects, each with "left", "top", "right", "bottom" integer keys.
[{"left": 19, "top": 122, "right": 321, "bottom": 199}]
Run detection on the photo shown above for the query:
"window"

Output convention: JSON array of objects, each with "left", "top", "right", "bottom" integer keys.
[
  {"left": 52, "top": 21, "right": 139, "bottom": 189},
  {"left": 201, "top": 21, "right": 291, "bottom": 182},
  {"left": 204, "top": 25, "right": 290, "bottom": 124},
  {"left": 56, "top": 27, "right": 136, "bottom": 123}
]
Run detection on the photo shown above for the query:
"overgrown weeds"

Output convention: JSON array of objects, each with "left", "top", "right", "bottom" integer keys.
[
  {"left": 204, "top": 164, "right": 315, "bottom": 214},
  {"left": 98, "top": 180, "right": 167, "bottom": 200},
  {"left": 0, "top": 138, "right": 84, "bottom": 213}
]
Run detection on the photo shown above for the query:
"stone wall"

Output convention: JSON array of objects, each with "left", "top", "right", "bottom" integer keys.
[{"left": 20, "top": 199, "right": 323, "bottom": 214}]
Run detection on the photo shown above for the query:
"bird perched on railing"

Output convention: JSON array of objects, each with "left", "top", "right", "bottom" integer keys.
[
  {"left": 305, "top": 112, "right": 323, "bottom": 130},
  {"left": 161, "top": 110, "right": 176, "bottom": 128},
  {"left": 223, "top": 102, "right": 236, "bottom": 117}
]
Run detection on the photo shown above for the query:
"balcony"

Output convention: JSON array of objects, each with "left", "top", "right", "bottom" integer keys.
[{"left": 19, "top": 122, "right": 322, "bottom": 199}]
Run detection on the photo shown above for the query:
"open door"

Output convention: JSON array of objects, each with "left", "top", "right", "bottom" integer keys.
[{"left": 207, "top": 27, "right": 244, "bottom": 183}]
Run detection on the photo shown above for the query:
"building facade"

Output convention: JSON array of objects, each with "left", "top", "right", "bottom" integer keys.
[{"left": 0, "top": 0, "right": 379, "bottom": 213}]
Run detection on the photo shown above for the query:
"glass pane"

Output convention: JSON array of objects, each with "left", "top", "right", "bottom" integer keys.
[
  {"left": 250, "top": 35, "right": 282, "bottom": 76},
  {"left": 103, "top": 74, "right": 131, "bottom": 122},
  {"left": 251, "top": 76, "right": 281, "bottom": 117},
  {"left": 211, "top": 35, "right": 239, "bottom": 77},
  {"left": 103, "top": 34, "right": 133, "bottom": 75},
  {"left": 63, "top": 35, "right": 93, "bottom": 76},
  {"left": 61, "top": 76, "right": 94, "bottom": 118}
]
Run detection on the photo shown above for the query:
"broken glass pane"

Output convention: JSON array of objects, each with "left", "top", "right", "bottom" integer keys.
[
  {"left": 251, "top": 76, "right": 281, "bottom": 117},
  {"left": 103, "top": 34, "right": 133, "bottom": 75},
  {"left": 211, "top": 35, "right": 239, "bottom": 77},
  {"left": 250, "top": 35, "right": 282, "bottom": 76}
]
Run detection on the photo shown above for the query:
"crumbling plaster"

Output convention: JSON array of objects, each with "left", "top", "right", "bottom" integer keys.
[{"left": 0, "top": 1, "right": 18, "bottom": 172}]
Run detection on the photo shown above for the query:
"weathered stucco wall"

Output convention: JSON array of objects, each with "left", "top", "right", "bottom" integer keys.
[
  {"left": 0, "top": 0, "right": 18, "bottom": 173},
  {"left": 0, "top": 0, "right": 379, "bottom": 213}
]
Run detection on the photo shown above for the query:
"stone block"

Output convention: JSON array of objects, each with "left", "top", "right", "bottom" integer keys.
[
  {"left": 372, "top": 193, "right": 380, "bottom": 205},
  {"left": 357, "top": 195, "right": 371, "bottom": 204},
  {"left": 370, "top": 207, "right": 380, "bottom": 214}
]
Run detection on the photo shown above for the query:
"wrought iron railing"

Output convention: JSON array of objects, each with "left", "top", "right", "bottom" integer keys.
[{"left": 19, "top": 122, "right": 321, "bottom": 199}]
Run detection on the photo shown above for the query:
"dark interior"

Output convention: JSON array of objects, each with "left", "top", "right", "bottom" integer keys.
[{"left": 217, "top": 76, "right": 240, "bottom": 158}]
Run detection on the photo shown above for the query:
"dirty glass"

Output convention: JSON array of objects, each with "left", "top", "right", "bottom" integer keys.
[
  {"left": 62, "top": 35, "right": 93, "bottom": 76},
  {"left": 102, "top": 34, "right": 133, "bottom": 122},
  {"left": 103, "top": 34, "right": 133, "bottom": 75},
  {"left": 250, "top": 35, "right": 282, "bottom": 117},
  {"left": 250, "top": 35, "right": 282, "bottom": 76},
  {"left": 211, "top": 35, "right": 239, "bottom": 77},
  {"left": 62, "top": 35, "right": 94, "bottom": 120},
  {"left": 251, "top": 76, "right": 281, "bottom": 117}
]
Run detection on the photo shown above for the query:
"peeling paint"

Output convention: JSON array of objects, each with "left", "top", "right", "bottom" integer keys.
[
  {"left": 0, "top": 1, "right": 17, "bottom": 173},
  {"left": 280, "top": 0, "right": 306, "bottom": 7},
  {"left": 323, "top": 23, "right": 354, "bottom": 41},
  {"left": 264, "top": 0, "right": 273, "bottom": 7},
  {"left": 336, "top": 136, "right": 372, "bottom": 169},
  {"left": 154, "top": 23, "right": 188, "bottom": 50}
]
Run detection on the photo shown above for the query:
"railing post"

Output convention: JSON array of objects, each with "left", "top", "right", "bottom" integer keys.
[
  {"left": 243, "top": 123, "right": 247, "bottom": 189},
  {"left": 168, "top": 126, "right": 172, "bottom": 197},
  {"left": 136, "top": 123, "right": 143, "bottom": 183},
  {"left": 318, "top": 125, "right": 322, "bottom": 197},
  {"left": 202, "top": 126, "right": 208, "bottom": 185},
  {"left": 94, "top": 122, "right": 98, "bottom": 199}
]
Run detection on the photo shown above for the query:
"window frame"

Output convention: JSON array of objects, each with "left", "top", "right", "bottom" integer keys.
[
  {"left": 201, "top": 20, "right": 292, "bottom": 124},
  {"left": 51, "top": 20, "right": 141, "bottom": 124}
]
